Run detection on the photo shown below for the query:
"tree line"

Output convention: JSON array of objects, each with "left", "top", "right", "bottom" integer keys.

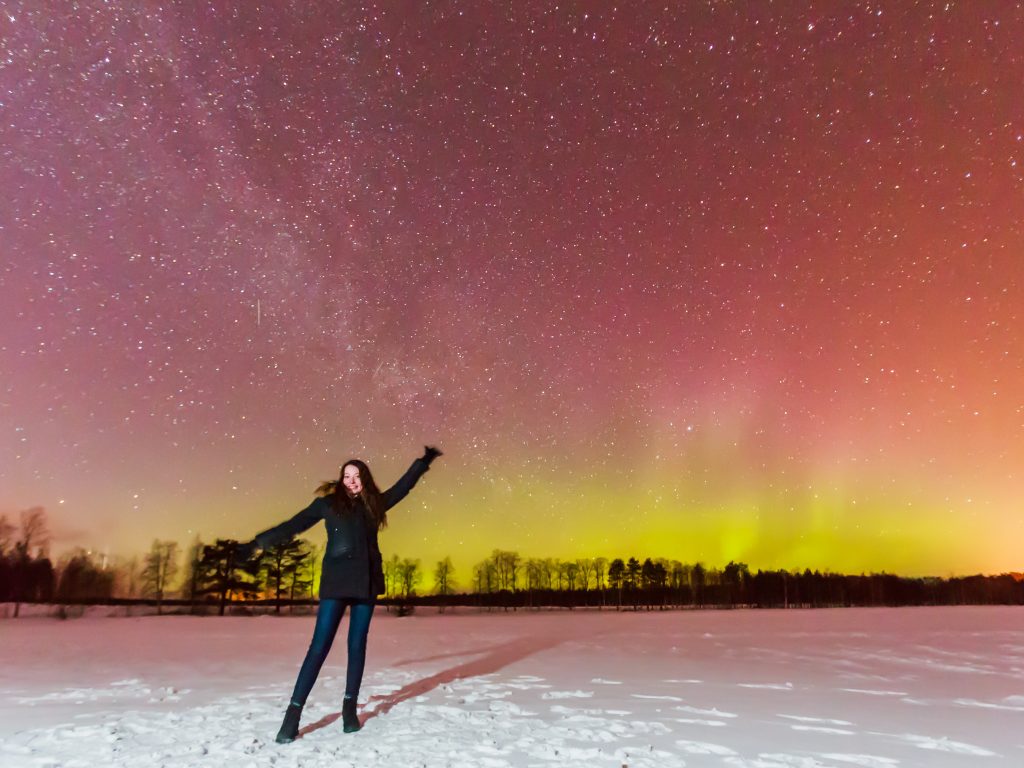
[
  {"left": 3, "top": 509, "right": 1022, "bottom": 612},
  {"left": 463, "top": 550, "right": 1024, "bottom": 609}
]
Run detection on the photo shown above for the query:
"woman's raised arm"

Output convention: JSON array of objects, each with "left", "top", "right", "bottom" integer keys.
[{"left": 382, "top": 445, "right": 442, "bottom": 511}]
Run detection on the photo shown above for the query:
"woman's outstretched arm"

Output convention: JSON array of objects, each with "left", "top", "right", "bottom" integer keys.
[
  {"left": 251, "top": 499, "right": 324, "bottom": 550},
  {"left": 382, "top": 445, "right": 442, "bottom": 511}
]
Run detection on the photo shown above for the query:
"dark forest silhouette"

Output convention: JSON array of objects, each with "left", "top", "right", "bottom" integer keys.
[{"left": 2, "top": 510, "right": 1022, "bottom": 614}]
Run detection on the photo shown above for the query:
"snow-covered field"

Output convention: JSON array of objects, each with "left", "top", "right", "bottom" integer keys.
[{"left": 1, "top": 606, "right": 1021, "bottom": 767}]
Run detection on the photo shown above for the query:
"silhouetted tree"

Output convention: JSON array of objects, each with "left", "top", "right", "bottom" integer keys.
[
  {"left": 667, "top": 561, "right": 688, "bottom": 606},
  {"left": 56, "top": 549, "right": 114, "bottom": 602},
  {"left": 196, "top": 539, "right": 261, "bottom": 615},
  {"left": 261, "top": 539, "right": 312, "bottom": 613},
  {"left": 524, "top": 558, "right": 544, "bottom": 591},
  {"left": 594, "top": 557, "right": 608, "bottom": 605},
  {"left": 181, "top": 535, "right": 204, "bottom": 608},
  {"left": 576, "top": 559, "right": 594, "bottom": 591},
  {"left": 552, "top": 558, "right": 566, "bottom": 591},
  {"left": 640, "top": 558, "right": 656, "bottom": 588},
  {"left": 10, "top": 507, "right": 52, "bottom": 616},
  {"left": 608, "top": 558, "right": 625, "bottom": 609},
  {"left": 722, "top": 561, "right": 750, "bottom": 607},
  {"left": 542, "top": 558, "right": 557, "bottom": 590},
  {"left": 0, "top": 555, "right": 10, "bottom": 603},
  {"left": 117, "top": 556, "right": 141, "bottom": 600},
  {"left": 491, "top": 550, "right": 520, "bottom": 591},
  {"left": 625, "top": 557, "right": 641, "bottom": 607},
  {"left": 640, "top": 558, "right": 663, "bottom": 609},
  {"left": 7, "top": 550, "right": 55, "bottom": 606},
  {"left": 433, "top": 556, "right": 456, "bottom": 611},
  {"left": 0, "top": 514, "right": 14, "bottom": 554},
  {"left": 0, "top": 514, "right": 14, "bottom": 602},
  {"left": 691, "top": 562, "right": 706, "bottom": 606},
  {"left": 564, "top": 560, "right": 580, "bottom": 592},
  {"left": 523, "top": 558, "right": 549, "bottom": 608},
  {"left": 384, "top": 553, "right": 401, "bottom": 599},
  {"left": 282, "top": 541, "right": 314, "bottom": 607},
  {"left": 396, "top": 557, "right": 421, "bottom": 600},
  {"left": 473, "top": 557, "right": 497, "bottom": 595},
  {"left": 19, "top": 507, "right": 49, "bottom": 555},
  {"left": 141, "top": 540, "right": 179, "bottom": 614}
]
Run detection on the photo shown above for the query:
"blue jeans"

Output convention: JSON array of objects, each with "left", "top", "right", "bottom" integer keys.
[{"left": 289, "top": 598, "right": 375, "bottom": 706}]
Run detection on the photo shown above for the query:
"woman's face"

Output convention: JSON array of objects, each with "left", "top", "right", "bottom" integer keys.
[{"left": 342, "top": 464, "right": 363, "bottom": 496}]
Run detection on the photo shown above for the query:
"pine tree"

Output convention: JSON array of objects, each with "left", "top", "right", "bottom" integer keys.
[{"left": 196, "top": 539, "right": 262, "bottom": 616}]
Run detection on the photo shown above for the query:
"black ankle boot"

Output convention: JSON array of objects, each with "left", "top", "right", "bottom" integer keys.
[
  {"left": 275, "top": 703, "right": 302, "bottom": 743},
  {"left": 342, "top": 697, "right": 361, "bottom": 733}
]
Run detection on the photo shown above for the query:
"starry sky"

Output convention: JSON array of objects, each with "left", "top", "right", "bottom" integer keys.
[{"left": 2, "top": 2, "right": 1023, "bottom": 579}]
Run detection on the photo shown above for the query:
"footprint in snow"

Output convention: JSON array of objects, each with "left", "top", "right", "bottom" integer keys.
[
  {"left": 779, "top": 714, "right": 854, "bottom": 726},
  {"left": 790, "top": 724, "right": 856, "bottom": 735},
  {"left": 675, "top": 739, "right": 737, "bottom": 755},
  {"left": 818, "top": 754, "right": 900, "bottom": 767},
  {"left": 890, "top": 733, "right": 998, "bottom": 756},
  {"left": 676, "top": 704, "right": 738, "bottom": 718},
  {"left": 954, "top": 697, "right": 1024, "bottom": 712},
  {"left": 738, "top": 755, "right": 852, "bottom": 767},
  {"left": 672, "top": 717, "right": 728, "bottom": 727},
  {"left": 738, "top": 682, "right": 794, "bottom": 690}
]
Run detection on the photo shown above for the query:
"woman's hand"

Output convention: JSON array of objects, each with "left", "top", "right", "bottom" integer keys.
[{"left": 420, "top": 445, "right": 443, "bottom": 465}]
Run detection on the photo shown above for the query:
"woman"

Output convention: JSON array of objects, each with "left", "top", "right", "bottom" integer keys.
[{"left": 238, "top": 445, "right": 442, "bottom": 742}]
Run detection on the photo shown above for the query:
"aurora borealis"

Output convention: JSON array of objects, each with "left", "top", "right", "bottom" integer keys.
[{"left": 2, "top": 2, "right": 1022, "bottom": 578}]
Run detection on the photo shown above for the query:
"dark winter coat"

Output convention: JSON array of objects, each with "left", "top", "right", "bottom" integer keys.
[{"left": 254, "top": 459, "right": 430, "bottom": 599}]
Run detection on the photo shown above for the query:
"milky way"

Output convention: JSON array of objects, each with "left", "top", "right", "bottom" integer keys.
[{"left": 2, "top": 2, "right": 1022, "bottom": 577}]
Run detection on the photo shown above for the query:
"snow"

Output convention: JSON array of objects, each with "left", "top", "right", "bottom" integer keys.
[{"left": 1, "top": 606, "right": 1022, "bottom": 767}]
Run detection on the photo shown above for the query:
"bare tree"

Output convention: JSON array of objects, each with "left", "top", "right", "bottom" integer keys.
[
  {"left": 523, "top": 558, "right": 544, "bottom": 607},
  {"left": 0, "top": 514, "right": 14, "bottom": 554},
  {"left": 141, "top": 540, "right": 179, "bottom": 614},
  {"left": 668, "top": 560, "right": 688, "bottom": 607},
  {"left": 384, "top": 553, "right": 401, "bottom": 600},
  {"left": 118, "top": 556, "right": 141, "bottom": 600},
  {"left": 473, "top": 558, "right": 497, "bottom": 595},
  {"left": 564, "top": 560, "right": 580, "bottom": 592},
  {"left": 524, "top": 558, "right": 544, "bottom": 590},
  {"left": 19, "top": 507, "right": 50, "bottom": 557},
  {"left": 552, "top": 558, "right": 565, "bottom": 591},
  {"left": 433, "top": 556, "right": 456, "bottom": 605},
  {"left": 625, "top": 557, "right": 641, "bottom": 589},
  {"left": 490, "top": 550, "right": 520, "bottom": 591},
  {"left": 608, "top": 558, "right": 625, "bottom": 609},
  {"left": 181, "top": 535, "right": 204, "bottom": 611},
  {"left": 691, "top": 562, "right": 706, "bottom": 607},
  {"left": 594, "top": 557, "right": 608, "bottom": 606},
  {"left": 11, "top": 507, "right": 51, "bottom": 617},
  {"left": 576, "top": 558, "right": 594, "bottom": 591},
  {"left": 397, "top": 557, "right": 422, "bottom": 600},
  {"left": 54, "top": 548, "right": 113, "bottom": 603},
  {"left": 543, "top": 558, "right": 558, "bottom": 590}
]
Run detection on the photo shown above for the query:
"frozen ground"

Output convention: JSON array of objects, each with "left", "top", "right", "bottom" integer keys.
[{"left": 1, "top": 606, "right": 1022, "bottom": 767}]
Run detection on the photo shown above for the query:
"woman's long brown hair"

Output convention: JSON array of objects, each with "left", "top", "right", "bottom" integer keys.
[{"left": 315, "top": 459, "right": 388, "bottom": 530}]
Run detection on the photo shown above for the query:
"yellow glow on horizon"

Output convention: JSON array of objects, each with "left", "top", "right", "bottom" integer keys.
[{"left": 36, "top": 458, "right": 1021, "bottom": 589}]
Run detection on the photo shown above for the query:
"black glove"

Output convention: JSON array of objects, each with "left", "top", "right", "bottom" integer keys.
[
  {"left": 420, "top": 445, "right": 443, "bottom": 466},
  {"left": 235, "top": 540, "right": 259, "bottom": 561}
]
